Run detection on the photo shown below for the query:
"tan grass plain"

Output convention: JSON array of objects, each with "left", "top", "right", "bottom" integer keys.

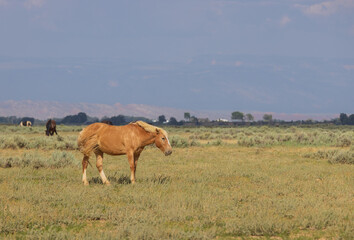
[{"left": 0, "top": 125, "right": 353, "bottom": 239}]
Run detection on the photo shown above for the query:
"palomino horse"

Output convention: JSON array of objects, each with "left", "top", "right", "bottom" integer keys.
[
  {"left": 46, "top": 119, "right": 58, "bottom": 136},
  {"left": 77, "top": 121, "right": 172, "bottom": 185}
]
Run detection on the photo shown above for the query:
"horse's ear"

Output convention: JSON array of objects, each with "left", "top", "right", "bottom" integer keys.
[{"left": 155, "top": 128, "right": 160, "bottom": 134}]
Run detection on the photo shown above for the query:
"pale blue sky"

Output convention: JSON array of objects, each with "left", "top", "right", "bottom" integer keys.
[{"left": 0, "top": 0, "right": 353, "bottom": 114}]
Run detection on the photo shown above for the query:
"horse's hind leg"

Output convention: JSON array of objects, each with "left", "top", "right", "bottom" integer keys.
[
  {"left": 95, "top": 151, "right": 110, "bottom": 185},
  {"left": 82, "top": 156, "right": 89, "bottom": 185}
]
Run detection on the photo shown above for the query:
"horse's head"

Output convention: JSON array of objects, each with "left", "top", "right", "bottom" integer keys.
[{"left": 155, "top": 129, "right": 172, "bottom": 156}]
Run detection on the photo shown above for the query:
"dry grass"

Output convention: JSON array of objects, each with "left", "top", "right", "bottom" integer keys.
[{"left": 0, "top": 125, "right": 353, "bottom": 239}]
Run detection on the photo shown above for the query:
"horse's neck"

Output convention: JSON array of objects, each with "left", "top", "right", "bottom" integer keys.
[{"left": 138, "top": 129, "right": 156, "bottom": 147}]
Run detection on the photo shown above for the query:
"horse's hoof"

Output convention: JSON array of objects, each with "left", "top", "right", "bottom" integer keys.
[
  {"left": 104, "top": 181, "right": 111, "bottom": 186},
  {"left": 83, "top": 181, "right": 89, "bottom": 186}
]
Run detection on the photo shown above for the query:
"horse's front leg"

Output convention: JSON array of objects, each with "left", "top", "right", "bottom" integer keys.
[
  {"left": 134, "top": 150, "right": 143, "bottom": 183},
  {"left": 128, "top": 149, "right": 143, "bottom": 184},
  {"left": 127, "top": 151, "right": 138, "bottom": 184}
]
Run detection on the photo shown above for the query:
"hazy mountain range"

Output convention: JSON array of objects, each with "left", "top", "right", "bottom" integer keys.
[
  {"left": 1, "top": 54, "right": 352, "bottom": 119},
  {"left": 0, "top": 100, "right": 338, "bottom": 121}
]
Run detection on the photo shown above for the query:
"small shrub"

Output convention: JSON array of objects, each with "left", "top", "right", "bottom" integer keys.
[
  {"left": 148, "top": 174, "right": 171, "bottom": 184},
  {"left": 335, "top": 136, "right": 351, "bottom": 147},
  {"left": 171, "top": 136, "right": 189, "bottom": 148},
  {"left": 21, "top": 152, "right": 44, "bottom": 167},
  {"left": 0, "top": 151, "right": 79, "bottom": 168},
  {"left": 238, "top": 137, "right": 254, "bottom": 147},
  {"left": 21, "top": 136, "right": 56, "bottom": 150},
  {"left": 2, "top": 137, "right": 18, "bottom": 149},
  {"left": 303, "top": 150, "right": 338, "bottom": 159},
  {"left": 328, "top": 150, "right": 354, "bottom": 164},
  {"left": 50, "top": 151, "right": 79, "bottom": 168},
  {"left": 304, "top": 149, "right": 354, "bottom": 165},
  {"left": 32, "top": 159, "right": 47, "bottom": 169},
  {"left": 277, "top": 134, "right": 292, "bottom": 142},
  {"left": 295, "top": 132, "right": 309, "bottom": 143},
  {"left": 57, "top": 135, "right": 64, "bottom": 141},
  {"left": 209, "top": 139, "right": 223, "bottom": 146},
  {"left": 0, "top": 156, "right": 20, "bottom": 168},
  {"left": 90, "top": 174, "right": 131, "bottom": 185},
  {"left": 65, "top": 141, "right": 76, "bottom": 150},
  {"left": 189, "top": 140, "right": 201, "bottom": 147},
  {"left": 14, "top": 136, "right": 28, "bottom": 148},
  {"left": 0, "top": 152, "right": 45, "bottom": 168}
]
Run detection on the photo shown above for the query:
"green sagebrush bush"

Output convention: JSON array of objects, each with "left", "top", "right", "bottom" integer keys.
[
  {"left": 0, "top": 135, "right": 28, "bottom": 149},
  {"left": 182, "top": 126, "right": 354, "bottom": 148},
  {"left": 328, "top": 150, "right": 354, "bottom": 164},
  {"left": 335, "top": 134, "right": 352, "bottom": 147},
  {"left": 0, "top": 135, "right": 77, "bottom": 150},
  {"left": 238, "top": 135, "right": 278, "bottom": 147},
  {"left": 0, "top": 152, "right": 42, "bottom": 168},
  {"left": 28, "top": 136, "right": 77, "bottom": 150},
  {"left": 236, "top": 127, "right": 353, "bottom": 147},
  {"left": 0, "top": 151, "right": 79, "bottom": 169},
  {"left": 50, "top": 151, "right": 79, "bottom": 168},
  {"left": 208, "top": 139, "right": 223, "bottom": 146},
  {"left": 303, "top": 149, "right": 354, "bottom": 164},
  {"left": 170, "top": 136, "right": 200, "bottom": 148},
  {"left": 170, "top": 136, "right": 189, "bottom": 148}
]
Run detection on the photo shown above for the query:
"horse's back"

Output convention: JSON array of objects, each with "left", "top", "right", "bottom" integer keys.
[
  {"left": 47, "top": 119, "right": 56, "bottom": 128},
  {"left": 51, "top": 120, "right": 56, "bottom": 129},
  {"left": 84, "top": 122, "right": 110, "bottom": 134},
  {"left": 97, "top": 123, "right": 140, "bottom": 155}
]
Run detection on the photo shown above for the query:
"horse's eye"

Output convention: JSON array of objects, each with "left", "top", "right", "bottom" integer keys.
[{"left": 162, "top": 137, "right": 165, "bottom": 141}]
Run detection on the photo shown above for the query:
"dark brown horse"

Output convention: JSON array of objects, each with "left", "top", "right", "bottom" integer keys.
[
  {"left": 77, "top": 121, "right": 172, "bottom": 185},
  {"left": 46, "top": 119, "right": 57, "bottom": 136}
]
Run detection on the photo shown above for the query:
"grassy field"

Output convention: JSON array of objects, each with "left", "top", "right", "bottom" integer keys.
[{"left": 0, "top": 124, "right": 353, "bottom": 239}]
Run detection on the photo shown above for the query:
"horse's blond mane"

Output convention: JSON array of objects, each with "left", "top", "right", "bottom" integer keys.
[{"left": 133, "top": 121, "right": 168, "bottom": 137}]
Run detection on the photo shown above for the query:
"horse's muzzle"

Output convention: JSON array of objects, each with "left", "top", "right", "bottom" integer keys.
[{"left": 165, "top": 150, "right": 172, "bottom": 156}]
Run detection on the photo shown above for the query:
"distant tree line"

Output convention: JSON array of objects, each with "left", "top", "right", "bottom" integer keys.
[
  {"left": 61, "top": 112, "right": 89, "bottom": 124},
  {"left": 0, "top": 116, "right": 36, "bottom": 125},
  {"left": 0, "top": 112, "right": 353, "bottom": 126},
  {"left": 231, "top": 111, "right": 354, "bottom": 125},
  {"left": 0, "top": 112, "right": 150, "bottom": 126},
  {"left": 231, "top": 111, "right": 269, "bottom": 123},
  {"left": 339, "top": 113, "right": 354, "bottom": 125},
  {"left": 58, "top": 112, "right": 152, "bottom": 125}
]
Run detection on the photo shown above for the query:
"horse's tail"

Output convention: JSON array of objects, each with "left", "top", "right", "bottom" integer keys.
[{"left": 77, "top": 124, "right": 101, "bottom": 157}]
